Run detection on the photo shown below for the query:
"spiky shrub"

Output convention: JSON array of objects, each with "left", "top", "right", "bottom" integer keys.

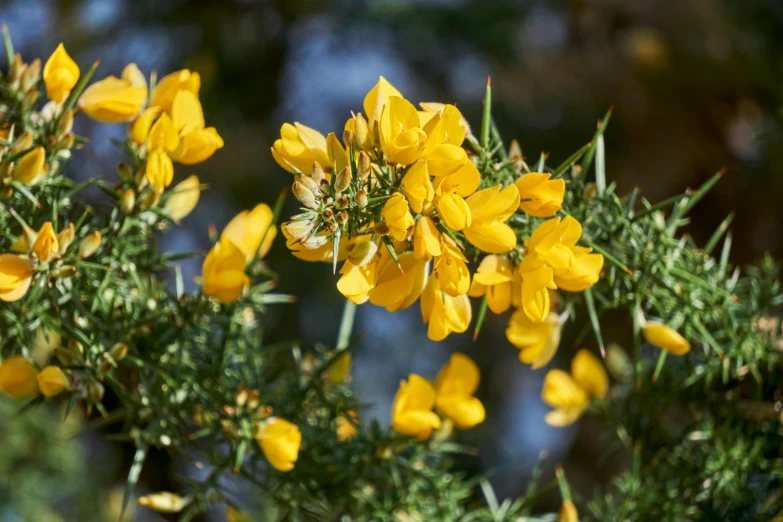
[{"left": 1, "top": 28, "right": 782, "bottom": 522}]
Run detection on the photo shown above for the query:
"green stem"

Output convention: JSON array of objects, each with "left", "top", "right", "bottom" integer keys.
[{"left": 336, "top": 299, "right": 357, "bottom": 351}]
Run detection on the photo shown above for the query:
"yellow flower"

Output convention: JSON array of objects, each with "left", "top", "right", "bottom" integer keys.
[
  {"left": 424, "top": 144, "right": 470, "bottom": 178},
  {"left": 57, "top": 223, "right": 76, "bottom": 252},
  {"left": 542, "top": 349, "right": 608, "bottom": 426},
  {"left": 146, "top": 146, "right": 175, "bottom": 191},
  {"left": 401, "top": 160, "right": 434, "bottom": 213},
  {"left": 515, "top": 173, "right": 565, "bottom": 218},
  {"left": 558, "top": 500, "right": 579, "bottom": 522},
  {"left": 225, "top": 507, "right": 255, "bottom": 522},
  {"left": 150, "top": 69, "right": 201, "bottom": 113},
  {"left": 380, "top": 96, "right": 427, "bottom": 166},
  {"left": 517, "top": 259, "right": 557, "bottom": 323},
  {"left": 435, "top": 353, "right": 485, "bottom": 429},
  {"left": 369, "top": 251, "right": 428, "bottom": 311},
  {"left": 391, "top": 374, "right": 442, "bottom": 440},
  {"left": 506, "top": 310, "right": 561, "bottom": 369},
  {"left": 643, "top": 321, "right": 691, "bottom": 355},
  {"left": 202, "top": 237, "right": 250, "bottom": 304},
  {"left": 37, "top": 366, "right": 68, "bottom": 397},
  {"left": 43, "top": 43, "right": 80, "bottom": 103},
  {"left": 32, "top": 222, "right": 59, "bottom": 262},
  {"left": 130, "top": 107, "right": 161, "bottom": 145},
  {"left": 0, "top": 356, "right": 39, "bottom": 398},
  {"left": 0, "top": 254, "right": 34, "bottom": 302},
  {"left": 464, "top": 184, "right": 520, "bottom": 254},
  {"left": 337, "top": 411, "right": 359, "bottom": 441},
  {"left": 432, "top": 156, "right": 480, "bottom": 231},
  {"left": 468, "top": 255, "right": 513, "bottom": 314},
  {"left": 363, "top": 76, "right": 402, "bottom": 126},
  {"left": 78, "top": 65, "right": 148, "bottom": 123},
  {"left": 381, "top": 193, "right": 414, "bottom": 241},
  {"left": 420, "top": 106, "right": 467, "bottom": 155},
  {"left": 164, "top": 175, "right": 201, "bottom": 220},
  {"left": 421, "top": 276, "right": 472, "bottom": 341},
  {"left": 221, "top": 204, "right": 277, "bottom": 262},
  {"left": 554, "top": 246, "right": 604, "bottom": 292},
  {"left": 282, "top": 229, "right": 361, "bottom": 263},
  {"left": 413, "top": 215, "right": 442, "bottom": 260},
  {"left": 255, "top": 417, "right": 301, "bottom": 472},
  {"left": 137, "top": 492, "right": 188, "bottom": 514},
  {"left": 435, "top": 190, "right": 472, "bottom": 231},
  {"left": 169, "top": 90, "right": 224, "bottom": 165},
  {"left": 434, "top": 240, "right": 470, "bottom": 297},
  {"left": 13, "top": 146, "right": 48, "bottom": 185},
  {"left": 272, "top": 123, "right": 346, "bottom": 174},
  {"left": 337, "top": 259, "right": 377, "bottom": 304},
  {"left": 328, "top": 353, "right": 351, "bottom": 384}
]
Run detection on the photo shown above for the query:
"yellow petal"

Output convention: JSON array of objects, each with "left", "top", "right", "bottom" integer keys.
[
  {"left": 326, "top": 132, "right": 349, "bottom": 172},
  {"left": 515, "top": 173, "right": 565, "bottom": 218},
  {"left": 0, "top": 356, "right": 39, "bottom": 398},
  {"left": 464, "top": 221, "right": 517, "bottom": 254},
  {"left": 435, "top": 353, "right": 480, "bottom": 398},
  {"left": 13, "top": 146, "right": 47, "bottom": 185},
  {"left": 256, "top": 417, "right": 301, "bottom": 472},
  {"left": 413, "top": 215, "right": 441, "bottom": 259},
  {"left": 171, "top": 89, "right": 205, "bottom": 135},
  {"left": 506, "top": 310, "right": 561, "bottom": 369},
  {"left": 435, "top": 191, "right": 472, "bottom": 231},
  {"left": 401, "top": 160, "right": 434, "bottom": 214},
  {"left": 541, "top": 369, "right": 589, "bottom": 409},
  {"left": 363, "top": 76, "right": 402, "bottom": 125},
  {"left": 171, "top": 127, "right": 224, "bottom": 165},
  {"left": 571, "top": 349, "right": 609, "bottom": 399},
  {"left": 422, "top": 104, "right": 467, "bottom": 153},
  {"left": 0, "top": 254, "right": 34, "bottom": 302},
  {"left": 121, "top": 63, "right": 147, "bottom": 89},
  {"left": 148, "top": 113, "right": 180, "bottom": 153},
  {"left": 643, "top": 321, "right": 691, "bottom": 355},
  {"left": 37, "top": 366, "right": 69, "bottom": 397},
  {"left": 138, "top": 492, "right": 188, "bottom": 514},
  {"left": 32, "top": 222, "right": 58, "bottom": 262},
  {"left": 545, "top": 406, "right": 587, "bottom": 427},
  {"left": 151, "top": 69, "right": 201, "bottom": 113},
  {"left": 130, "top": 107, "right": 161, "bottom": 145},
  {"left": 467, "top": 184, "right": 520, "bottom": 224},
  {"left": 202, "top": 237, "right": 250, "bottom": 303},
  {"left": 146, "top": 147, "right": 174, "bottom": 191},
  {"left": 164, "top": 175, "right": 201, "bottom": 220},
  {"left": 369, "top": 252, "right": 427, "bottom": 311},
  {"left": 521, "top": 265, "right": 556, "bottom": 323},
  {"left": 78, "top": 76, "right": 147, "bottom": 123},
  {"left": 391, "top": 374, "right": 441, "bottom": 439}
]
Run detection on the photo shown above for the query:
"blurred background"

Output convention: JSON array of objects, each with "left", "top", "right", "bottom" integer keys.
[{"left": 3, "top": 0, "right": 783, "bottom": 520}]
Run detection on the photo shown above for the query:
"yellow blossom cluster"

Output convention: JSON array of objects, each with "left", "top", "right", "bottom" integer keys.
[
  {"left": 274, "top": 77, "right": 603, "bottom": 355},
  {"left": 392, "top": 353, "right": 485, "bottom": 439}
]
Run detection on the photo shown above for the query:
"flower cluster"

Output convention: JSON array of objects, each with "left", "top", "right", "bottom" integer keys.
[{"left": 275, "top": 77, "right": 603, "bottom": 354}]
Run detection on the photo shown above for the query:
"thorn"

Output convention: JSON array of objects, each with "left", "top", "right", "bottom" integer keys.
[
  {"left": 717, "top": 167, "right": 727, "bottom": 178},
  {"left": 651, "top": 373, "right": 658, "bottom": 384},
  {"left": 728, "top": 210, "right": 736, "bottom": 219},
  {"left": 608, "top": 104, "right": 615, "bottom": 115},
  {"left": 625, "top": 267, "right": 635, "bottom": 276},
  {"left": 486, "top": 76, "right": 491, "bottom": 88},
  {"left": 92, "top": 58, "right": 102, "bottom": 68},
  {"left": 599, "top": 344, "right": 606, "bottom": 359},
  {"left": 472, "top": 328, "right": 480, "bottom": 342}
]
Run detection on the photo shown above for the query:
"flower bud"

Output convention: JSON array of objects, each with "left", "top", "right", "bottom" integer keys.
[
  {"left": 334, "top": 166, "right": 352, "bottom": 193},
  {"left": 355, "top": 189, "right": 368, "bottom": 209},
  {"left": 20, "top": 58, "right": 41, "bottom": 92},
  {"left": 357, "top": 151, "right": 371, "bottom": 179},
  {"left": 120, "top": 189, "right": 136, "bottom": 213},
  {"left": 138, "top": 189, "right": 160, "bottom": 211},
  {"left": 298, "top": 174, "right": 321, "bottom": 196},
  {"left": 605, "top": 343, "right": 633, "bottom": 383},
  {"left": 9, "top": 54, "right": 23, "bottom": 83},
  {"left": 57, "top": 109, "right": 74, "bottom": 135},
  {"left": 335, "top": 195, "right": 349, "bottom": 209},
  {"left": 643, "top": 321, "right": 690, "bottom": 355},
  {"left": 326, "top": 221, "right": 338, "bottom": 232},
  {"left": 300, "top": 234, "right": 328, "bottom": 250},
  {"left": 117, "top": 162, "right": 134, "bottom": 182},
  {"left": 86, "top": 380, "right": 105, "bottom": 402},
  {"left": 282, "top": 220, "right": 313, "bottom": 241},
  {"left": 322, "top": 208, "right": 334, "bottom": 220},
  {"left": 582, "top": 183, "right": 597, "bottom": 200},
  {"left": 79, "top": 231, "right": 102, "bottom": 258},
  {"left": 32, "top": 222, "right": 59, "bottom": 262},
  {"left": 14, "top": 146, "right": 48, "bottom": 185},
  {"left": 137, "top": 492, "right": 189, "bottom": 514},
  {"left": 37, "top": 366, "right": 68, "bottom": 397},
  {"left": 292, "top": 181, "right": 317, "bottom": 209},
  {"left": 110, "top": 343, "right": 129, "bottom": 361},
  {"left": 21, "top": 89, "right": 38, "bottom": 112},
  {"left": 57, "top": 223, "right": 75, "bottom": 251},
  {"left": 343, "top": 129, "right": 355, "bottom": 149},
  {"left": 57, "top": 132, "right": 74, "bottom": 151},
  {"left": 311, "top": 161, "right": 325, "bottom": 184},
  {"left": 12, "top": 131, "right": 33, "bottom": 153},
  {"left": 347, "top": 241, "right": 378, "bottom": 267},
  {"left": 0, "top": 356, "right": 39, "bottom": 398},
  {"left": 337, "top": 211, "right": 349, "bottom": 225},
  {"left": 374, "top": 222, "right": 390, "bottom": 235},
  {"left": 56, "top": 265, "right": 77, "bottom": 278}
]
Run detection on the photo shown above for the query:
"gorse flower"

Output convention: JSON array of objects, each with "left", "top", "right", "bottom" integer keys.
[
  {"left": 43, "top": 43, "right": 79, "bottom": 103},
  {"left": 542, "top": 349, "right": 608, "bottom": 426},
  {"left": 435, "top": 354, "right": 486, "bottom": 429},
  {"left": 391, "top": 374, "right": 442, "bottom": 440},
  {"left": 255, "top": 417, "right": 301, "bottom": 472},
  {"left": 221, "top": 203, "right": 277, "bottom": 261},
  {"left": 421, "top": 276, "right": 471, "bottom": 341},
  {"left": 0, "top": 254, "right": 34, "bottom": 302},
  {"left": 164, "top": 175, "right": 201, "bottom": 220},
  {"left": 202, "top": 237, "right": 250, "bottom": 304},
  {"left": 32, "top": 222, "right": 58, "bottom": 262},
  {"left": 13, "top": 146, "right": 48, "bottom": 184},
  {"left": 78, "top": 63, "right": 148, "bottom": 123},
  {"left": 137, "top": 492, "right": 189, "bottom": 514},
  {"left": 0, "top": 357, "right": 69, "bottom": 399},
  {"left": 506, "top": 310, "right": 562, "bottom": 369},
  {"left": 515, "top": 173, "right": 565, "bottom": 218},
  {"left": 468, "top": 255, "right": 514, "bottom": 314}
]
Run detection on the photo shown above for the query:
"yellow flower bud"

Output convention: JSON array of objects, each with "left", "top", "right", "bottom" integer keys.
[
  {"left": 14, "top": 146, "right": 48, "bottom": 185},
  {"left": 337, "top": 412, "right": 359, "bottom": 441},
  {"left": 79, "top": 231, "right": 102, "bottom": 258},
  {"left": 355, "top": 189, "right": 368, "bottom": 209},
  {"left": 558, "top": 500, "right": 579, "bottom": 522},
  {"left": 150, "top": 69, "right": 201, "bottom": 113},
  {"left": 222, "top": 204, "right": 277, "bottom": 261},
  {"left": 391, "top": 374, "right": 441, "bottom": 440},
  {"left": 164, "top": 175, "right": 200, "bottom": 220},
  {"left": 225, "top": 507, "right": 255, "bottom": 522},
  {"left": 357, "top": 150, "right": 371, "bottom": 179},
  {"left": 32, "top": 222, "right": 59, "bottom": 262},
  {"left": 120, "top": 189, "right": 136, "bottom": 213},
  {"left": 78, "top": 70, "right": 148, "bottom": 123},
  {"left": 255, "top": 417, "right": 301, "bottom": 472},
  {"left": 121, "top": 62, "right": 147, "bottom": 89},
  {"left": 20, "top": 58, "right": 41, "bottom": 92},
  {"left": 0, "top": 254, "right": 34, "bottom": 302},
  {"left": 381, "top": 193, "right": 414, "bottom": 241},
  {"left": 43, "top": 43, "right": 80, "bottom": 103},
  {"left": 0, "top": 356, "right": 39, "bottom": 398},
  {"left": 643, "top": 321, "right": 691, "bottom": 355},
  {"left": 435, "top": 354, "right": 485, "bottom": 429},
  {"left": 37, "top": 366, "right": 68, "bottom": 397},
  {"left": 541, "top": 369, "right": 588, "bottom": 427},
  {"left": 57, "top": 109, "right": 74, "bottom": 135},
  {"left": 347, "top": 240, "right": 378, "bottom": 268},
  {"left": 337, "top": 259, "right": 377, "bottom": 304},
  {"left": 311, "top": 161, "right": 326, "bottom": 184},
  {"left": 137, "top": 492, "right": 188, "bottom": 514},
  {"left": 202, "top": 237, "right": 250, "bottom": 303}
]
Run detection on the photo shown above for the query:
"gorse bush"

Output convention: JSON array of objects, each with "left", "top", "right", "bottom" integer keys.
[{"left": 0, "top": 28, "right": 782, "bottom": 522}]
